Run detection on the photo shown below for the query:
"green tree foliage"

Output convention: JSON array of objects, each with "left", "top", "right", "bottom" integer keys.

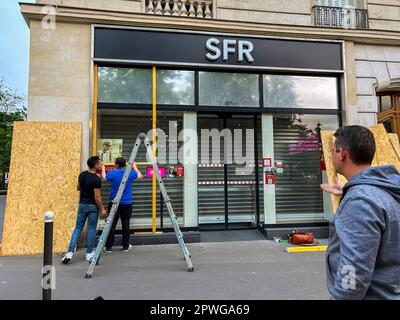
[{"left": 0, "top": 79, "right": 26, "bottom": 189}]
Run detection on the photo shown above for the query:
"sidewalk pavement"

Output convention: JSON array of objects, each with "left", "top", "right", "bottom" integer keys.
[{"left": 0, "top": 240, "right": 329, "bottom": 300}]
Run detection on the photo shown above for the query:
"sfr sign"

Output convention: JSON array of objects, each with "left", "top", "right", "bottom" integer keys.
[{"left": 206, "top": 38, "right": 255, "bottom": 63}]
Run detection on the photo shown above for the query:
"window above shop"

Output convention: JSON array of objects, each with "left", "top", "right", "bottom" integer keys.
[
  {"left": 263, "top": 75, "right": 339, "bottom": 110},
  {"left": 199, "top": 72, "right": 259, "bottom": 107},
  {"left": 98, "top": 67, "right": 341, "bottom": 113},
  {"left": 98, "top": 67, "right": 195, "bottom": 105},
  {"left": 98, "top": 67, "right": 152, "bottom": 104},
  {"left": 157, "top": 70, "right": 195, "bottom": 105}
]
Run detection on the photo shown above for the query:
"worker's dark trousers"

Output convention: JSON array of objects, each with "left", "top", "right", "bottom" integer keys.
[{"left": 105, "top": 202, "right": 133, "bottom": 250}]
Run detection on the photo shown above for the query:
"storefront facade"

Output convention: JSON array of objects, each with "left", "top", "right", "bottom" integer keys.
[
  {"left": 22, "top": 1, "right": 400, "bottom": 234},
  {"left": 93, "top": 26, "right": 342, "bottom": 230}
]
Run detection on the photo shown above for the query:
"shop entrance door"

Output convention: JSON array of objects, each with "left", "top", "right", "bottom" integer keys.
[{"left": 198, "top": 114, "right": 262, "bottom": 229}]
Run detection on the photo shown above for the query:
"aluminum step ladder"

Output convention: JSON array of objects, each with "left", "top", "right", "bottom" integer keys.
[{"left": 85, "top": 133, "right": 194, "bottom": 279}]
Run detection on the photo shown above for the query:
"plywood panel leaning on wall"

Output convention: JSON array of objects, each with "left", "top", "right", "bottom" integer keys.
[
  {"left": 1, "top": 122, "right": 82, "bottom": 256},
  {"left": 388, "top": 133, "right": 400, "bottom": 161},
  {"left": 321, "top": 124, "right": 400, "bottom": 214},
  {"left": 370, "top": 125, "right": 400, "bottom": 172},
  {"left": 320, "top": 130, "right": 346, "bottom": 213}
]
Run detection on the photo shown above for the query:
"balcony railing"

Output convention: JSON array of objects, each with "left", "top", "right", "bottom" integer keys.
[
  {"left": 313, "top": 6, "right": 369, "bottom": 29},
  {"left": 144, "top": 0, "right": 213, "bottom": 18}
]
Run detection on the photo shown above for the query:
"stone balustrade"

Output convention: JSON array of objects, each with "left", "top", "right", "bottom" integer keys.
[{"left": 144, "top": 0, "right": 213, "bottom": 18}]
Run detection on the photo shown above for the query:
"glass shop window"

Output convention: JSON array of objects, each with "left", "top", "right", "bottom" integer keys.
[
  {"left": 98, "top": 67, "right": 152, "bottom": 104},
  {"left": 199, "top": 72, "right": 259, "bottom": 107},
  {"left": 264, "top": 75, "right": 339, "bottom": 110},
  {"left": 157, "top": 70, "right": 195, "bottom": 105}
]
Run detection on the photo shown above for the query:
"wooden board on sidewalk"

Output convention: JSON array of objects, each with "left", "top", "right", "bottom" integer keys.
[{"left": 1, "top": 122, "right": 81, "bottom": 256}]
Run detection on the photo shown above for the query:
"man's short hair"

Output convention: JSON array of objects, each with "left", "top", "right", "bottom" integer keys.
[
  {"left": 115, "top": 157, "right": 126, "bottom": 168},
  {"left": 333, "top": 125, "right": 376, "bottom": 165},
  {"left": 87, "top": 156, "right": 100, "bottom": 169}
]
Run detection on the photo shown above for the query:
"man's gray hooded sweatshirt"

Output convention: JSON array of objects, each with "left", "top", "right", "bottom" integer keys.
[{"left": 326, "top": 165, "right": 400, "bottom": 300}]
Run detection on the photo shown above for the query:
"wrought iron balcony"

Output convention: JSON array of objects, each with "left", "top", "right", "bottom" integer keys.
[
  {"left": 144, "top": 0, "right": 213, "bottom": 18},
  {"left": 312, "top": 5, "right": 369, "bottom": 29}
]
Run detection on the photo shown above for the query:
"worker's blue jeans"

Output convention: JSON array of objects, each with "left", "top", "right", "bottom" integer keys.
[{"left": 67, "top": 203, "right": 99, "bottom": 254}]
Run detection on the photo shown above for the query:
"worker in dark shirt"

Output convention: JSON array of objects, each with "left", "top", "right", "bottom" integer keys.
[
  {"left": 62, "top": 156, "right": 107, "bottom": 264},
  {"left": 101, "top": 157, "right": 143, "bottom": 252}
]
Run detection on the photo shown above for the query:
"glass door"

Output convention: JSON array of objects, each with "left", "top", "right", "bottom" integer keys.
[
  {"left": 226, "top": 116, "right": 259, "bottom": 226},
  {"left": 198, "top": 114, "right": 260, "bottom": 228},
  {"left": 197, "top": 114, "right": 226, "bottom": 225}
]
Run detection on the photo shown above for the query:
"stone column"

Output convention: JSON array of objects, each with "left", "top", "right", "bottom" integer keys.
[
  {"left": 182, "top": 112, "right": 198, "bottom": 227},
  {"left": 262, "top": 114, "right": 276, "bottom": 224},
  {"left": 344, "top": 41, "right": 359, "bottom": 125}
]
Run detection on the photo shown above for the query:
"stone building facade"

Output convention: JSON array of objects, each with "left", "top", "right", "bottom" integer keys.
[{"left": 20, "top": 0, "right": 400, "bottom": 232}]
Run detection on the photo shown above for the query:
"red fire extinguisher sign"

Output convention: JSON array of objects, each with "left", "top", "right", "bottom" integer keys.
[
  {"left": 265, "top": 174, "right": 275, "bottom": 185},
  {"left": 262, "top": 158, "right": 272, "bottom": 168}
]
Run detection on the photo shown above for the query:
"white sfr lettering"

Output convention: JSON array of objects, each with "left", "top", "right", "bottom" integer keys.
[
  {"left": 205, "top": 38, "right": 221, "bottom": 61},
  {"left": 205, "top": 37, "right": 254, "bottom": 63}
]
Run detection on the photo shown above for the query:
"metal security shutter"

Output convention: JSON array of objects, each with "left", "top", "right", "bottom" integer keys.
[
  {"left": 273, "top": 116, "right": 324, "bottom": 221},
  {"left": 197, "top": 115, "right": 262, "bottom": 224},
  {"left": 197, "top": 116, "right": 225, "bottom": 224},
  {"left": 100, "top": 114, "right": 184, "bottom": 229},
  {"left": 257, "top": 116, "right": 264, "bottom": 223},
  {"left": 227, "top": 116, "right": 258, "bottom": 223}
]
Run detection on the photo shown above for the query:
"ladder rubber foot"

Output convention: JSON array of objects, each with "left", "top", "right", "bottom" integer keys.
[
  {"left": 188, "top": 267, "right": 194, "bottom": 272},
  {"left": 85, "top": 274, "right": 92, "bottom": 279}
]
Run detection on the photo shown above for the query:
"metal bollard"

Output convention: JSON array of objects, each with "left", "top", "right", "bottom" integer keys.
[{"left": 42, "top": 211, "right": 54, "bottom": 301}]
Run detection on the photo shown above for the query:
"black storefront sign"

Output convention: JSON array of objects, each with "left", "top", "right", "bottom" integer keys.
[{"left": 94, "top": 27, "right": 343, "bottom": 71}]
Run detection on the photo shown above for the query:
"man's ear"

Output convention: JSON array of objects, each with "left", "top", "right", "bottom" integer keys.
[{"left": 340, "top": 148, "right": 348, "bottom": 162}]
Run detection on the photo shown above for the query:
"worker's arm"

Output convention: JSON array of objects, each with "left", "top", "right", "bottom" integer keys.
[
  {"left": 94, "top": 188, "right": 107, "bottom": 218},
  {"left": 320, "top": 178, "right": 343, "bottom": 195},
  {"left": 101, "top": 165, "right": 107, "bottom": 182},
  {"left": 77, "top": 182, "right": 80, "bottom": 192},
  {"left": 132, "top": 162, "right": 143, "bottom": 180}
]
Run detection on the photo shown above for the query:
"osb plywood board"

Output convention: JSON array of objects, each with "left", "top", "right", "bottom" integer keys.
[
  {"left": 1, "top": 122, "right": 81, "bottom": 256},
  {"left": 388, "top": 133, "right": 400, "bottom": 160},
  {"left": 370, "top": 125, "right": 400, "bottom": 171},
  {"left": 321, "top": 124, "right": 400, "bottom": 213},
  {"left": 320, "top": 130, "right": 345, "bottom": 213}
]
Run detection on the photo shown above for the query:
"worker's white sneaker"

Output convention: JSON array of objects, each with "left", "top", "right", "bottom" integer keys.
[
  {"left": 61, "top": 252, "right": 73, "bottom": 264},
  {"left": 86, "top": 251, "right": 95, "bottom": 262},
  {"left": 122, "top": 245, "right": 133, "bottom": 252},
  {"left": 103, "top": 247, "right": 112, "bottom": 253}
]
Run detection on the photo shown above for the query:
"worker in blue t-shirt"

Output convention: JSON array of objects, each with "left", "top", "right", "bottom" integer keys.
[{"left": 101, "top": 157, "right": 143, "bottom": 252}]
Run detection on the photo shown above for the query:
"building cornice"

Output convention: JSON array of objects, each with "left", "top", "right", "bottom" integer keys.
[{"left": 20, "top": 3, "right": 400, "bottom": 46}]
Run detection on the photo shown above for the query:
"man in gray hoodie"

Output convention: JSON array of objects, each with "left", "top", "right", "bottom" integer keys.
[{"left": 323, "top": 125, "right": 400, "bottom": 300}]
